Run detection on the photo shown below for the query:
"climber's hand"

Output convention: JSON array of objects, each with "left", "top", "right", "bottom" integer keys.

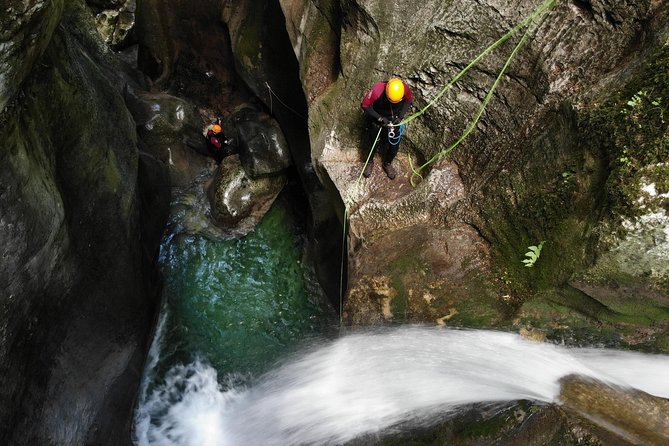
[{"left": 378, "top": 117, "right": 391, "bottom": 126}]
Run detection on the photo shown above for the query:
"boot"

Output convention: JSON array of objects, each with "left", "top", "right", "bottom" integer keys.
[
  {"left": 363, "top": 157, "right": 374, "bottom": 178},
  {"left": 382, "top": 162, "right": 396, "bottom": 180}
]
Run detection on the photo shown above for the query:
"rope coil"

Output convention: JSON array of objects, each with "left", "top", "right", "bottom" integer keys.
[{"left": 387, "top": 123, "right": 406, "bottom": 146}]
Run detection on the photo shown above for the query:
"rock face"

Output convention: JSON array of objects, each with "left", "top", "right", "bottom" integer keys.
[
  {"left": 0, "top": 0, "right": 65, "bottom": 111},
  {"left": 275, "top": 0, "right": 669, "bottom": 342},
  {"left": 0, "top": 3, "right": 168, "bottom": 445}
]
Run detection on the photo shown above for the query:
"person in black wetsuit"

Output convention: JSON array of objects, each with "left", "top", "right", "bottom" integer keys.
[{"left": 360, "top": 78, "right": 414, "bottom": 179}]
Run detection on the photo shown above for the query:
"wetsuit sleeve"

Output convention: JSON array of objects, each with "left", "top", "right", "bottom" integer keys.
[
  {"left": 398, "top": 82, "right": 414, "bottom": 118},
  {"left": 361, "top": 82, "right": 386, "bottom": 120}
]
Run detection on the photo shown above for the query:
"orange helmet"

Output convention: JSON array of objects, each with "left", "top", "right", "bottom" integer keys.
[
  {"left": 212, "top": 124, "right": 222, "bottom": 133},
  {"left": 385, "top": 78, "right": 405, "bottom": 103}
]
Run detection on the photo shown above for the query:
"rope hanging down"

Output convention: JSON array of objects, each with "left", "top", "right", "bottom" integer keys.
[{"left": 265, "top": 82, "right": 308, "bottom": 121}]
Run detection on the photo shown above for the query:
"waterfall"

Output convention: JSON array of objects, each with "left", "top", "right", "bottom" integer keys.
[{"left": 133, "top": 326, "right": 669, "bottom": 445}]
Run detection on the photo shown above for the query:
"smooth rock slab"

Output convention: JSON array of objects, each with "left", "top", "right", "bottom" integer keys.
[{"left": 209, "top": 154, "right": 286, "bottom": 236}]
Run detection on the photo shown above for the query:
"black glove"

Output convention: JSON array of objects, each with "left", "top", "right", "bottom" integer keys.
[
  {"left": 392, "top": 117, "right": 402, "bottom": 125},
  {"left": 377, "top": 116, "right": 391, "bottom": 126}
]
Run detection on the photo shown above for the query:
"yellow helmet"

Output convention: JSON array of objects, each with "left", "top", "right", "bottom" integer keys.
[
  {"left": 212, "top": 124, "right": 222, "bottom": 133},
  {"left": 385, "top": 78, "right": 405, "bottom": 103}
]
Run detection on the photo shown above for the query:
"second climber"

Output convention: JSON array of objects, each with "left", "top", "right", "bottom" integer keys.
[
  {"left": 205, "top": 123, "right": 230, "bottom": 164},
  {"left": 360, "top": 77, "right": 414, "bottom": 179}
]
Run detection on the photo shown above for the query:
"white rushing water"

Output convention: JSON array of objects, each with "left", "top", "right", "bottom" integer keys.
[{"left": 134, "top": 327, "right": 669, "bottom": 446}]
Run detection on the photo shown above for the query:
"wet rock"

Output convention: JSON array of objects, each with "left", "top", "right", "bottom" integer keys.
[
  {"left": 0, "top": 4, "right": 167, "bottom": 444},
  {"left": 89, "top": 0, "right": 136, "bottom": 48},
  {"left": 560, "top": 375, "right": 669, "bottom": 445},
  {"left": 233, "top": 107, "right": 293, "bottom": 178},
  {"left": 134, "top": 0, "right": 175, "bottom": 83},
  {"left": 209, "top": 154, "right": 287, "bottom": 236},
  {"left": 125, "top": 90, "right": 208, "bottom": 187},
  {"left": 345, "top": 276, "right": 397, "bottom": 326},
  {"left": 0, "top": 0, "right": 65, "bottom": 110}
]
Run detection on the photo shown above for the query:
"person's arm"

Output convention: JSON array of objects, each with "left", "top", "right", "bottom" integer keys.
[{"left": 361, "top": 82, "right": 389, "bottom": 123}]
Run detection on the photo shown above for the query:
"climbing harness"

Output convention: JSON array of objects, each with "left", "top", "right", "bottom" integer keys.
[{"left": 387, "top": 123, "right": 405, "bottom": 146}]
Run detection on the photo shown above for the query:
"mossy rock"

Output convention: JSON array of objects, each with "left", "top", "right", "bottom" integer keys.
[{"left": 209, "top": 154, "right": 287, "bottom": 236}]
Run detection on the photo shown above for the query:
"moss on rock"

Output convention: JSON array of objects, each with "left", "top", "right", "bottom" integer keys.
[{"left": 580, "top": 37, "right": 669, "bottom": 222}]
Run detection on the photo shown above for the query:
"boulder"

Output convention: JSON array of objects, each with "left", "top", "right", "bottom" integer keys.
[
  {"left": 209, "top": 154, "right": 287, "bottom": 236},
  {"left": 233, "top": 107, "right": 293, "bottom": 178},
  {"left": 125, "top": 89, "right": 209, "bottom": 187},
  {"left": 560, "top": 375, "right": 669, "bottom": 445}
]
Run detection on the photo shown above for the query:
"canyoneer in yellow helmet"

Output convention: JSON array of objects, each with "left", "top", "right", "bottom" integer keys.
[{"left": 360, "top": 77, "right": 413, "bottom": 179}]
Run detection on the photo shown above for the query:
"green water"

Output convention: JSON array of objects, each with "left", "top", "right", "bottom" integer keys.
[{"left": 157, "top": 201, "right": 335, "bottom": 377}]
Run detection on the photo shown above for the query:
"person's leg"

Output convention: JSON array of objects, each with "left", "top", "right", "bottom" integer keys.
[
  {"left": 382, "top": 130, "right": 399, "bottom": 179},
  {"left": 362, "top": 118, "right": 381, "bottom": 177}
]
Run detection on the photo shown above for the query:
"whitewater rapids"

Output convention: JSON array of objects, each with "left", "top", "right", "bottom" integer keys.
[{"left": 134, "top": 326, "right": 669, "bottom": 445}]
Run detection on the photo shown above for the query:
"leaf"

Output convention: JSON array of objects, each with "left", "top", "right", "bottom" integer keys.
[
  {"left": 525, "top": 251, "right": 535, "bottom": 257},
  {"left": 529, "top": 246, "right": 540, "bottom": 254},
  {"left": 627, "top": 100, "right": 637, "bottom": 107}
]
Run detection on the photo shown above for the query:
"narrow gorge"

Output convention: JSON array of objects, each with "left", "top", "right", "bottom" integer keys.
[{"left": 1, "top": 0, "right": 668, "bottom": 445}]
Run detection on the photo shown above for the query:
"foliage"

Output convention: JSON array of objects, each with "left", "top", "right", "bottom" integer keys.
[
  {"left": 521, "top": 241, "right": 544, "bottom": 268},
  {"left": 581, "top": 40, "right": 669, "bottom": 220}
]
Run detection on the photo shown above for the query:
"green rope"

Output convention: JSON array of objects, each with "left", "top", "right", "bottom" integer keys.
[
  {"left": 356, "top": 126, "right": 383, "bottom": 186},
  {"left": 410, "top": 23, "right": 536, "bottom": 185},
  {"left": 408, "top": 1, "right": 556, "bottom": 186},
  {"left": 399, "top": 0, "right": 556, "bottom": 128}
]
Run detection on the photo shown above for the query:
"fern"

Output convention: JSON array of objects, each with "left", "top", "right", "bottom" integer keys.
[{"left": 522, "top": 241, "right": 545, "bottom": 268}]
